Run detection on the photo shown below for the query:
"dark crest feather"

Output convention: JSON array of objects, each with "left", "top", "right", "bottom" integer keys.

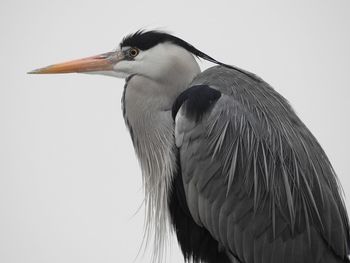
[{"left": 120, "top": 30, "right": 258, "bottom": 80}]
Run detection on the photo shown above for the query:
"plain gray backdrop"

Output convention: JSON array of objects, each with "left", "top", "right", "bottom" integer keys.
[{"left": 1, "top": 0, "right": 350, "bottom": 262}]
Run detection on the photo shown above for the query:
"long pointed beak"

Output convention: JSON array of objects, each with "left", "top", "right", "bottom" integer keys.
[{"left": 28, "top": 51, "right": 124, "bottom": 74}]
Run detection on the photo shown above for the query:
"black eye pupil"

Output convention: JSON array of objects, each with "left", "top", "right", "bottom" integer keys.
[{"left": 130, "top": 49, "right": 138, "bottom": 56}]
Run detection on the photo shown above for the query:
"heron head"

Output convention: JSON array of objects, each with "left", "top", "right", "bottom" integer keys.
[{"left": 28, "top": 30, "right": 215, "bottom": 82}]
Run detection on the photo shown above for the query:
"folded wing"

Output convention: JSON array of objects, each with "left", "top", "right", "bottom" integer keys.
[{"left": 173, "top": 66, "right": 350, "bottom": 263}]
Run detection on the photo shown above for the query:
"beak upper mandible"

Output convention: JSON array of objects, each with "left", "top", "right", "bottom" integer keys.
[{"left": 28, "top": 51, "right": 124, "bottom": 74}]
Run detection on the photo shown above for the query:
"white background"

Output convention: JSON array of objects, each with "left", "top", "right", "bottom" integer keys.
[{"left": 1, "top": 0, "right": 350, "bottom": 262}]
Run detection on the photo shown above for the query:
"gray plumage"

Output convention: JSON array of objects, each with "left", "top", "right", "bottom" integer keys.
[
  {"left": 175, "top": 65, "right": 349, "bottom": 262},
  {"left": 31, "top": 30, "right": 350, "bottom": 263}
]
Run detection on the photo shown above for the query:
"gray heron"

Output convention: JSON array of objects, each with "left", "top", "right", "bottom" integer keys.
[{"left": 29, "top": 30, "right": 350, "bottom": 263}]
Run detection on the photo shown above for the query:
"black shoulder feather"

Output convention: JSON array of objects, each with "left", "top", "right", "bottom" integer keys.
[{"left": 172, "top": 85, "right": 221, "bottom": 121}]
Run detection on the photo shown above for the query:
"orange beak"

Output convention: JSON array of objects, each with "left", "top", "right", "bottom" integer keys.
[{"left": 28, "top": 51, "right": 124, "bottom": 74}]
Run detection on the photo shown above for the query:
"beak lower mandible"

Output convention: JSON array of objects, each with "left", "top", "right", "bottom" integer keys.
[{"left": 28, "top": 51, "right": 124, "bottom": 74}]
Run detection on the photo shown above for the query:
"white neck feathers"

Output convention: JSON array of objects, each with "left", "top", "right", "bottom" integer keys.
[{"left": 122, "top": 45, "right": 201, "bottom": 262}]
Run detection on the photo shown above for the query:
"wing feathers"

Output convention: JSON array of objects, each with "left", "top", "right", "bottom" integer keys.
[{"left": 174, "top": 67, "right": 349, "bottom": 262}]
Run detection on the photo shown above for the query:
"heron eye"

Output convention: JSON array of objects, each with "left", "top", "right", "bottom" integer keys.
[{"left": 129, "top": 48, "right": 139, "bottom": 57}]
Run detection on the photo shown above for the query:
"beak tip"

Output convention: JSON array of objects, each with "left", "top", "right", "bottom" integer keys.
[
  {"left": 27, "top": 69, "right": 39, "bottom": 74},
  {"left": 27, "top": 67, "right": 47, "bottom": 74}
]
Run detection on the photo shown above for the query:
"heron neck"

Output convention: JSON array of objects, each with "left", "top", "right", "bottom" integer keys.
[
  {"left": 123, "top": 75, "right": 181, "bottom": 170},
  {"left": 122, "top": 62, "right": 200, "bottom": 260},
  {"left": 122, "top": 76, "right": 181, "bottom": 260}
]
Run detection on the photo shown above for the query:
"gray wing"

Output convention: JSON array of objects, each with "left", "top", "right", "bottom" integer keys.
[{"left": 174, "top": 66, "right": 350, "bottom": 263}]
